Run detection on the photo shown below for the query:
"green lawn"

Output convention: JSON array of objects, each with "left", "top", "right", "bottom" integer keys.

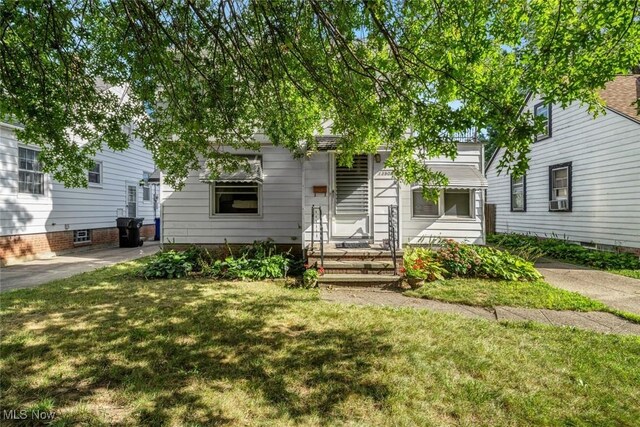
[
  {"left": 404, "top": 278, "right": 640, "bottom": 323},
  {"left": 404, "top": 278, "right": 608, "bottom": 311},
  {"left": 2, "top": 262, "right": 640, "bottom": 426},
  {"left": 611, "top": 269, "right": 640, "bottom": 280}
]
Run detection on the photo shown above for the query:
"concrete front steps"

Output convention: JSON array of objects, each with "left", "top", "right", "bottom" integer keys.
[
  {"left": 317, "top": 273, "right": 403, "bottom": 289},
  {"left": 307, "top": 244, "right": 403, "bottom": 288}
]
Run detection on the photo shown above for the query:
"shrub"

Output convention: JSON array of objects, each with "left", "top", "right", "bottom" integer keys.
[
  {"left": 302, "top": 268, "right": 320, "bottom": 288},
  {"left": 203, "top": 240, "right": 292, "bottom": 280},
  {"left": 182, "top": 245, "right": 216, "bottom": 272},
  {"left": 474, "top": 246, "right": 542, "bottom": 281},
  {"left": 143, "top": 250, "right": 193, "bottom": 279},
  {"left": 205, "top": 254, "right": 289, "bottom": 280},
  {"left": 402, "top": 241, "right": 541, "bottom": 282},
  {"left": 403, "top": 247, "right": 447, "bottom": 282},
  {"left": 437, "top": 239, "right": 481, "bottom": 277},
  {"left": 489, "top": 233, "right": 640, "bottom": 271}
]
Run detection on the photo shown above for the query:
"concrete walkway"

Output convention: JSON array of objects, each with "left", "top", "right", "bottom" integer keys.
[
  {"left": 321, "top": 287, "right": 640, "bottom": 335},
  {"left": 0, "top": 242, "right": 161, "bottom": 292},
  {"left": 536, "top": 259, "right": 640, "bottom": 316}
]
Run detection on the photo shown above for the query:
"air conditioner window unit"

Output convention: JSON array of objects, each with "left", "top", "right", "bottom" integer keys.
[{"left": 549, "top": 199, "right": 569, "bottom": 211}]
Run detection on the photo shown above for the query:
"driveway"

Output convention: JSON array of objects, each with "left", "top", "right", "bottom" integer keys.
[
  {"left": 536, "top": 259, "right": 640, "bottom": 316},
  {"left": 0, "top": 241, "right": 161, "bottom": 292}
]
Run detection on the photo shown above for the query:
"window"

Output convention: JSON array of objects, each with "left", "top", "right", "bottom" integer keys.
[
  {"left": 444, "top": 189, "right": 472, "bottom": 218},
  {"left": 88, "top": 161, "right": 102, "bottom": 185},
  {"left": 211, "top": 182, "right": 260, "bottom": 215},
  {"left": 534, "top": 103, "right": 552, "bottom": 140},
  {"left": 142, "top": 171, "right": 151, "bottom": 201},
  {"left": 73, "top": 229, "right": 91, "bottom": 243},
  {"left": 18, "top": 147, "right": 44, "bottom": 194},
  {"left": 412, "top": 189, "right": 439, "bottom": 217},
  {"left": 549, "top": 162, "right": 572, "bottom": 211},
  {"left": 510, "top": 175, "right": 526, "bottom": 211}
]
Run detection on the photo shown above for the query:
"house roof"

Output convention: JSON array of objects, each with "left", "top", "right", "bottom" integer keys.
[
  {"left": 413, "top": 164, "right": 488, "bottom": 189},
  {"left": 600, "top": 74, "right": 640, "bottom": 121}
]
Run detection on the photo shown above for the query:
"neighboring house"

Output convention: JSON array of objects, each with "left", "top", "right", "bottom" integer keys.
[
  {"left": 0, "top": 121, "right": 158, "bottom": 265},
  {"left": 486, "top": 75, "right": 640, "bottom": 253},
  {"left": 160, "top": 132, "right": 487, "bottom": 256}
]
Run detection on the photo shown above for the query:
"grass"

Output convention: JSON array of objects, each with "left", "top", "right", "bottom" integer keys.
[
  {"left": 1, "top": 262, "right": 640, "bottom": 425},
  {"left": 404, "top": 278, "right": 640, "bottom": 323},
  {"left": 610, "top": 269, "right": 640, "bottom": 280},
  {"left": 404, "top": 278, "right": 608, "bottom": 311}
]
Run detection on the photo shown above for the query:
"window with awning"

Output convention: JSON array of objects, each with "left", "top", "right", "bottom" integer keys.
[
  {"left": 203, "top": 155, "right": 263, "bottom": 216},
  {"left": 410, "top": 165, "right": 485, "bottom": 218}
]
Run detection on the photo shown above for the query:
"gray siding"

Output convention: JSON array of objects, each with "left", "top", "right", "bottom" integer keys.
[
  {"left": 162, "top": 145, "right": 303, "bottom": 245},
  {"left": 486, "top": 96, "right": 640, "bottom": 249},
  {"left": 400, "top": 144, "right": 485, "bottom": 245}
]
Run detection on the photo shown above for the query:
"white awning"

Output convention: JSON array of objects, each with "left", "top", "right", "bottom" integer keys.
[
  {"left": 412, "top": 164, "right": 488, "bottom": 189},
  {"left": 199, "top": 156, "right": 263, "bottom": 183}
]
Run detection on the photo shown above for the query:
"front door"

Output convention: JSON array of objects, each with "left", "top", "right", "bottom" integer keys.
[
  {"left": 332, "top": 154, "right": 371, "bottom": 239},
  {"left": 127, "top": 185, "right": 137, "bottom": 217}
]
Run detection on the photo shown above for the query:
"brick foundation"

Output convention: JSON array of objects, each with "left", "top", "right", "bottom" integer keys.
[{"left": 0, "top": 224, "right": 156, "bottom": 266}]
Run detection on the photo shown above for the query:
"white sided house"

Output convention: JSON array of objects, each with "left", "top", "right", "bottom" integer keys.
[
  {"left": 160, "top": 133, "right": 487, "bottom": 281},
  {"left": 0, "top": 121, "right": 158, "bottom": 265},
  {"left": 486, "top": 75, "right": 640, "bottom": 253}
]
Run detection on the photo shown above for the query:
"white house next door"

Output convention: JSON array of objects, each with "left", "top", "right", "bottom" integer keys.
[{"left": 332, "top": 154, "right": 371, "bottom": 239}]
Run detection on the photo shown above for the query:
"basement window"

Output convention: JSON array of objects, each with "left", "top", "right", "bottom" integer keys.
[{"left": 74, "top": 229, "right": 91, "bottom": 243}]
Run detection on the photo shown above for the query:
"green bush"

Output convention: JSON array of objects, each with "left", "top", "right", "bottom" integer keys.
[
  {"left": 402, "top": 247, "right": 447, "bottom": 282},
  {"left": 437, "top": 239, "right": 481, "bottom": 277},
  {"left": 143, "top": 240, "right": 299, "bottom": 281},
  {"left": 205, "top": 254, "right": 289, "bottom": 280},
  {"left": 143, "top": 250, "right": 193, "bottom": 279},
  {"left": 203, "top": 240, "right": 291, "bottom": 280},
  {"left": 489, "top": 233, "right": 640, "bottom": 270},
  {"left": 302, "top": 268, "right": 320, "bottom": 288},
  {"left": 182, "top": 245, "right": 216, "bottom": 272},
  {"left": 474, "top": 246, "right": 542, "bottom": 281},
  {"left": 402, "top": 240, "right": 541, "bottom": 282}
]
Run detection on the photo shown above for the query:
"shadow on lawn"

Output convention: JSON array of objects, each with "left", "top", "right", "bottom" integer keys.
[{"left": 0, "top": 276, "right": 392, "bottom": 425}]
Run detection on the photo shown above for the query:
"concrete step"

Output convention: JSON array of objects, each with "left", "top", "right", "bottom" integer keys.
[
  {"left": 307, "top": 250, "right": 402, "bottom": 262},
  {"left": 318, "top": 274, "right": 403, "bottom": 288},
  {"left": 317, "top": 260, "right": 398, "bottom": 275},
  {"left": 322, "top": 260, "right": 396, "bottom": 269}
]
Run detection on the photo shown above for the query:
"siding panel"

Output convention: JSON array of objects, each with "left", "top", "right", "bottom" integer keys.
[{"left": 486, "top": 98, "right": 640, "bottom": 248}]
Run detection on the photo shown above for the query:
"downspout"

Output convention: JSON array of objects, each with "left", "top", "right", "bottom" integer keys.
[
  {"left": 301, "top": 155, "right": 306, "bottom": 249},
  {"left": 480, "top": 137, "right": 486, "bottom": 245}
]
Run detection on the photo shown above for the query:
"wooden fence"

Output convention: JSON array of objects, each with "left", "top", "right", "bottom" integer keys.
[{"left": 485, "top": 203, "right": 496, "bottom": 236}]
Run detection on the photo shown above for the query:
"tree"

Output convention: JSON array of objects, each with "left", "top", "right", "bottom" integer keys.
[
  {"left": 1, "top": 0, "right": 638, "bottom": 197},
  {"left": 479, "top": 127, "right": 500, "bottom": 164}
]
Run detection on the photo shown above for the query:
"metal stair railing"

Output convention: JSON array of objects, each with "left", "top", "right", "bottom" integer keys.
[
  {"left": 387, "top": 204, "right": 399, "bottom": 274},
  {"left": 310, "top": 205, "right": 324, "bottom": 267}
]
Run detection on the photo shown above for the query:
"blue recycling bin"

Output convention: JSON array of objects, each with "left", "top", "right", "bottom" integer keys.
[{"left": 154, "top": 217, "right": 161, "bottom": 241}]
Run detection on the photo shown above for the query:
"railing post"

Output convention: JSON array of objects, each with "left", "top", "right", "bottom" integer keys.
[
  {"left": 318, "top": 206, "right": 324, "bottom": 267},
  {"left": 388, "top": 204, "right": 398, "bottom": 275},
  {"left": 311, "top": 205, "right": 315, "bottom": 250}
]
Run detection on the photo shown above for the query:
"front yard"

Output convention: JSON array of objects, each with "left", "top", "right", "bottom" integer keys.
[
  {"left": 1, "top": 261, "right": 640, "bottom": 426},
  {"left": 404, "top": 278, "right": 608, "bottom": 311}
]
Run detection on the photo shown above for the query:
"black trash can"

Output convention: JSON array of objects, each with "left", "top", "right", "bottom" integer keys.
[
  {"left": 128, "top": 218, "right": 145, "bottom": 247},
  {"left": 116, "top": 217, "right": 134, "bottom": 248}
]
